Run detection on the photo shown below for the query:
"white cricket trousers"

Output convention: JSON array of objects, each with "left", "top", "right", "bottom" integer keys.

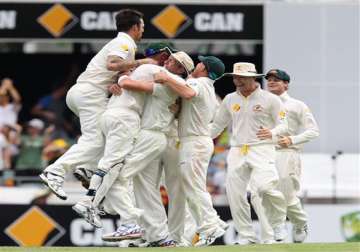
[
  {"left": 45, "top": 83, "right": 107, "bottom": 177},
  {"left": 226, "top": 144, "right": 286, "bottom": 241},
  {"left": 250, "top": 183, "right": 274, "bottom": 242},
  {"left": 276, "top": 150, "right": 307, "bottom": 227},
  {"left": 179, "top": 136, "right": 220, "bottom": 235},
  {"left": 251, "top": 150, "right": 307, "bottom": 238},
  {"left": 162, "top": 136, "right": 186, "bottom": 242},
  {"left": 162, "top": 136, "right": 197, "bottom": 243},
  {"left": 93, "top": 109, "right": 143, "bottom": 225},
  {"left": 102, "top": 175, "right": 144, "bottom": 225},
  {"left": 97, "top": 108, "right": 140, "bottom": 172},
  {"left": 108, "top": 129, "right": 170, "bottom": 242}
]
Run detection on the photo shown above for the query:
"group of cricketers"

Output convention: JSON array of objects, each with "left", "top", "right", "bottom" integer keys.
[{"left": 39, "top": 8, "right": 320, "bottom": 247}]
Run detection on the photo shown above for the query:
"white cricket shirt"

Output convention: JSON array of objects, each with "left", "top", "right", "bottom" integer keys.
[
  {"left": 141, "top": 69, "right": 184, "bottom": 132},
  {"left": 178, "top": 77, "right": 219, "bottom": 138},
  {"left": 106, "top": 64, "right": 162, "bottom": 115},
  {"left": 277, "top": 92, "right": 319, "bottom": 150},
  {"left": 211, "top": 86, "right": 288, "bottom": 146},
  {"left": 76, "top": 32, "right": 137, "bottom": 91}
]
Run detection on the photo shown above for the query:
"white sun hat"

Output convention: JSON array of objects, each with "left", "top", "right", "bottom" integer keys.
[
  {"left": 225, "top": 62, "right": 264, "bottom": 77},
  {"left": 171, "top": 51, "right": 194, "bottom": 76}
]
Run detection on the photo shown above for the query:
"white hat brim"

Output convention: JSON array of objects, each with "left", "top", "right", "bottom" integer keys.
[
  {"left": 224, "top": 72, "right": 265, "bottom": 77},
  {"left": 171, "top": 52, "right": 193, "bottom": 75}
]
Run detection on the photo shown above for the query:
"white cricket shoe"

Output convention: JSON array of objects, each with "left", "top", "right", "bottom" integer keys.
[
  {"left": 194, "top": 227, "right": 225, "bottom": 247},
  {"left": 39, "top": 172, "right": 67, "bottom": 200},
  {"left": 274, "top": 223, "right": 287, "bottom": 242},
  {"left": 102, "top": 224, "right": 143, "bottom": 241},
  {"left": 73, "top": 167, "right": 93, "bottom": 189},
  {"left": 72, "top": 200, "right": 102, "bottom": 228},
  {"left": 147, "top": 237, "right": 177, "bottom": 247},
  {"left": 293, "top": 224, "right": 308, "bottom": 243},
  {"left": 263, "top": 239, "right": 276, "bottom": 244}
]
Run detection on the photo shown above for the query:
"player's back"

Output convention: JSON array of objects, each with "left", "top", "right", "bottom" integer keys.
[
  {"left": 107, "top": 64, "right": 162, "bottom": 116},
  {"left": 179, "top": 77, "right": 218, "bottom": 138},
  {"left": 76, "top": 32, "right": 136, "bottom": 92},
  {"left": 141, "top": 70, "right": 183, "bottom": 132}
]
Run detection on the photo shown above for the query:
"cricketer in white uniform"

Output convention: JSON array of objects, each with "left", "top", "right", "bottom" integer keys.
[
  {"left": 160, "top": 119, "right": 188, "bottom": 243},
  {"left": 161, "top": 118, "right": 200, "bottom": 246},
  {"left": 39, "top": 9, "right": 156, "bottom": 200},
  {"left": 141, "top": 44, "right": 198, "bottom": 244},
  {"left": 211, "top": 62, "right": 289, "bottom": 244},
  {"left": 138, "top": 44, "right": 190, "bottom": 245},
  {"left": 97, "top": 52, "right": 194, "bottom": 247},
  {"left": 72, "top": 62, "right": 161, "bottom": 228},
  {"left": 251, "top": 69, "right": 319, "bottom": 243},
  {"left": 103, "top": 44, "right": 191, "bottom": 246},
  {"left": 154, "top": 55, "right": 227, "bottom": 247}
]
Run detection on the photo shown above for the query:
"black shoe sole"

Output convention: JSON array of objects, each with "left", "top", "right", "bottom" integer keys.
[{"left": 73, "top": 172, "right": 90, "bottom": 189}]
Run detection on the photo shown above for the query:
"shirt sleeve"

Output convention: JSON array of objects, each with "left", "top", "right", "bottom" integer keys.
[
  {"left": 210, "top": 97, "right": 232, "bottom": 139},
  {"left": 108, "top": 39, "right": 132, "bottom": 60},
  {"left": 186, "top": 78, "right": 201, "bottom": 96},
  {"left": 211, "top": 95, "right": 221, "bottom": 122},
  {"left": 290, "top": 103, "right": 320, "bottom": 145},
  {"left": 270, "top": 96, "right": 289, "bottom": 137}
]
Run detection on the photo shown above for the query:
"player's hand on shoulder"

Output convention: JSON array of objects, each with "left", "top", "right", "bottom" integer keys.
[{"left": 108, "top": 83, "right": 123, "bottom": 96}]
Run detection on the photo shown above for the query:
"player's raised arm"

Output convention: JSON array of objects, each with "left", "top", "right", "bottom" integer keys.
[{"left": 154, "top": 71, "right": 195, "bottom": 99}]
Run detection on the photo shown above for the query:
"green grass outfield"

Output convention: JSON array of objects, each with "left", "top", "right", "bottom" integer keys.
[{"left": 0, "top": 243, "right": 360, "bottom": 252}]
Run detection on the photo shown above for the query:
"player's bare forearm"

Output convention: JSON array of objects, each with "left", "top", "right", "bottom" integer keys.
[
  {"left": 157, "top": 73, "right": 195, "bottom": 99},
  {"left": 106, "top": 56, "right": 138, "bottom": 72},
  {"left": 119, "top": 78, "right": 154, "bottom": 93},
  {"left": 107, "top": 56, "right": 159, "bottom": 72}
]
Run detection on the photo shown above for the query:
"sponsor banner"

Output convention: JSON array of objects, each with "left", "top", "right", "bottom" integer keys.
[
  {"left": 0, "top": 204, "right": 358, "bottom": 246},
  {"left": 0, "top": 3, "right": 262, "bottom": 40}
]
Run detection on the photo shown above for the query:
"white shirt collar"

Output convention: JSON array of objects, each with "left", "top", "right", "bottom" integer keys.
[
  {"left": 237, "top": 84, "right": 261, "bottom": 99},
  {"left": 279, "top": 91, "right": 291, "bottom": 102}
]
